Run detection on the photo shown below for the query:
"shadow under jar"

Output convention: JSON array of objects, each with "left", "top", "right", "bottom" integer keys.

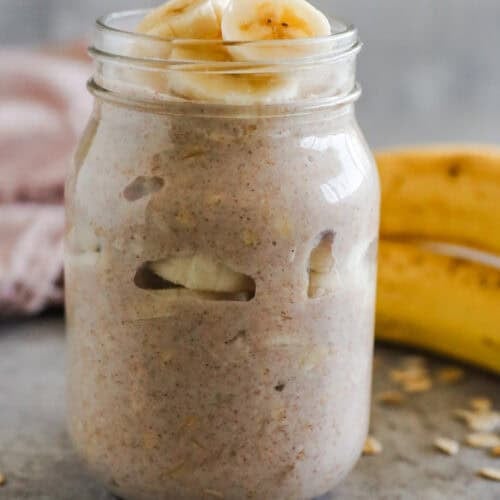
[{"left": 65, "top": 9, "right": 380, "bottom": 500}]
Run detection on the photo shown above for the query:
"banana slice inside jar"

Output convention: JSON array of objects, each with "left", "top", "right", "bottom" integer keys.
[{"left": 149, "top": 254, "right": 255, "bottom": 296}]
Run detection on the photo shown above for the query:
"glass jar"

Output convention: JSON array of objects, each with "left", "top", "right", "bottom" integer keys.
[{"left": 65, "top": 10, "right": 380, "bottom": 500}]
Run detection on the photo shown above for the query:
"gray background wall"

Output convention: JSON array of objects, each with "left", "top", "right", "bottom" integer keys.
[{"left": 1, "top": 0, "right": 499, "bottom": 149}]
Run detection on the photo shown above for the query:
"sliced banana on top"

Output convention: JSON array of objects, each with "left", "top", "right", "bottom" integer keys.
[
  {"left": 137, "top": 0, "right": 230, "bottom": 39},
  {"left": 167, "top": 65, "right": 300, "bottom": 104},
  {"left": 147, "top": 21, "right": 175, "bottom": 40},
  {"left": 221, "top": 0, "right": 331, "bottom": 60},
  {"left": 149, "top": 254, "right": 255, "bottom": 294},
  {"left": 135, "top": 0, "right": 233, "bottom": 95},
  {"left": 132, "top": 0, "right": 332, "bottom": 101}
]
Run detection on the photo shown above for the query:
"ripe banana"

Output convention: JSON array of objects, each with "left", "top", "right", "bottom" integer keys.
[
  {"left": 376, "top": 240, "right": 500, "bottom": 374},
  {"left": 376, "top": 147, "right": 500, "bottom": 255}
]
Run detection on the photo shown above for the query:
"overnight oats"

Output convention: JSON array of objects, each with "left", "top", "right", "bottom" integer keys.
[{"left": 65, "top": 1, "right": 380, "bottom": 499}]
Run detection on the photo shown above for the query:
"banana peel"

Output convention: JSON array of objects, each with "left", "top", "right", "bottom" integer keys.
[
  {"left": 377, "top": 147, "right": 500, "bottom": 254},
  {"left": 376, "top": 240, "right": 500, "bottom": 374},
  {"left": 376, "top": 147, "right": 500, "bottom": 374}
]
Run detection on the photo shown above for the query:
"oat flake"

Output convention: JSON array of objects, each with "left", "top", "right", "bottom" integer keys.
[
  {"left": 403, "top": 377, "right": 432, "bottom": 393},
  {"left": 377, "top": 390, "right": 405, "bottom": 405},
  {"left": 469, "top": 397, "right": 492, "bottom": 413},
  {"left": 437, "top": 367, "right": 465, "bottom": 384},
  {"left": 363, "top": 436, "right": 383, "bottom": 456},
  {"left": 204, "top": 489, "right": 224, "bottom": 498},
  {"left": 453, "top": 409, "right": 500, "bottom": 432},
  {"left": 465, "top": 433, "right": 500, "bottom": 449},
  {"left": 433, "top": 437, "right": 459, "bottom": 456},
  {"left": 478, "top": 468, "right": 500, "bottom": 482}
]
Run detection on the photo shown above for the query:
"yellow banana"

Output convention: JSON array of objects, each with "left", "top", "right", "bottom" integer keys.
[
  {"left": 376, "top": 240, "right": 500, "bottom": 374},
  {"left": 376, "top": 147, "right": 500, "bottom": 254}
]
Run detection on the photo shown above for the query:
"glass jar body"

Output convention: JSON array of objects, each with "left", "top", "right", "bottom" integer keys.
[{"left": 65, "top": 97, "right": 380, "bottom": 500}]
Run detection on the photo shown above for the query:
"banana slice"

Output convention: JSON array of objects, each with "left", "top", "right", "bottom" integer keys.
[
  {"left": 308, "top": 234, "right": 334, "bottom": 298},
  {"left": 137, "top": 0, "right": 229, "bottom": 39},
  {"left": 309, "top": 234, "right": 334, "bottom": 274},
  {"left": 221, "top": 0, "right": 331, "bottom": 60},
  {"left": 308, "top": 236, "right": 376, "bottom": 298},
  {"left": 135, "top": 0, "right": 233, "bottom": 95},
  {"left": 149, "top": 254, "right": 255, "bottom": 294},
  {"left": 132, "top": 22, "right": 175, "bottom": 61},
  {"left": 147, "top": 21, "right": 176, "bottom": 41},
  {"left": 167, "top": 64, "right": 299, "bottom": 104},
  {"left": 133, "top": 0, "right": 330, "bottom": 101},
  {"left": 167, "top": 41, "right": 298, "bottom": 103}
]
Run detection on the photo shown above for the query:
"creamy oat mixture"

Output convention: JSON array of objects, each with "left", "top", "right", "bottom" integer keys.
[{"left": 66, "top": 1, "right": 380, "bottom": 499}]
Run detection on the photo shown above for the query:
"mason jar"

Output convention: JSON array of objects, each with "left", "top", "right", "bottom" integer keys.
[{"left": 65, "top": 9, "right": 380, "bottom": 500}]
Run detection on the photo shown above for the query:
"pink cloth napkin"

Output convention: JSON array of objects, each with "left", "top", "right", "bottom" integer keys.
[{"left": 0, "top": 49, "right": 92, "bottom": 315}]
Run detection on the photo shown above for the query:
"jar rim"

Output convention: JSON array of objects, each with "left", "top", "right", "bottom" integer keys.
[
  {"left": 90, "top": 8, "right": 362, "bottom": 109},
  {"left": 88, "top": 78, "right": 362, "bottom": 117}
]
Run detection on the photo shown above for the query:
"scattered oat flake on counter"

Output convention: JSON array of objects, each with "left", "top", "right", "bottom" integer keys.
[
  {"left": 469, "top": 397, "right": 493, "bottom": 412},
  {"left": 363, "top": 436, "right": 383, "bottom": 456},
  {"left": 434, "top": 437, "right": 460, "bottom": 456},
  {"left": 403, "top": 377, "right": 432, "bottom": 393},
  {"left": 376, "top": 390, "right": 405, "bottom": 405},
  {"left": 454, "top": 409, "right": 500, "bottom": 432},
  {"left": 437, "top": 367, "right": 465, "bottom": 384},
  {"left": 204, "top": 489, "right": 224, "bottom": 498},
  {"left": 478, "top": 468, "right": 500, "bottom": 482},
  {"left": 466, "top": 433, "right": 500, "bottom": 449},
  {"left": 390, "top": 367, "right": 428, "bottom": 383}
]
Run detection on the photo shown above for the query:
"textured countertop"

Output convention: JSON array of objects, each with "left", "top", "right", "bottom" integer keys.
[{"left": 0, "top": 315, "right": 499, "bottom": 499}]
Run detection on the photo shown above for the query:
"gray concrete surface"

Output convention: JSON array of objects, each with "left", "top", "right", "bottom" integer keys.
[
  {"left": 0, "top": 316, "right": 499, "bottom": 499},
  {"left": 1, "top": 1, "right": 500, "bottom": 148}
]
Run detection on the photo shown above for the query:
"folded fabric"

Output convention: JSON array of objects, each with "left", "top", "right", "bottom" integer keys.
[
  {"left": 0, "top": 204, "right": 64, "bottom": 314},
  {"left": 0, "top": 48, "right": 92, "bottom": 315}
]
